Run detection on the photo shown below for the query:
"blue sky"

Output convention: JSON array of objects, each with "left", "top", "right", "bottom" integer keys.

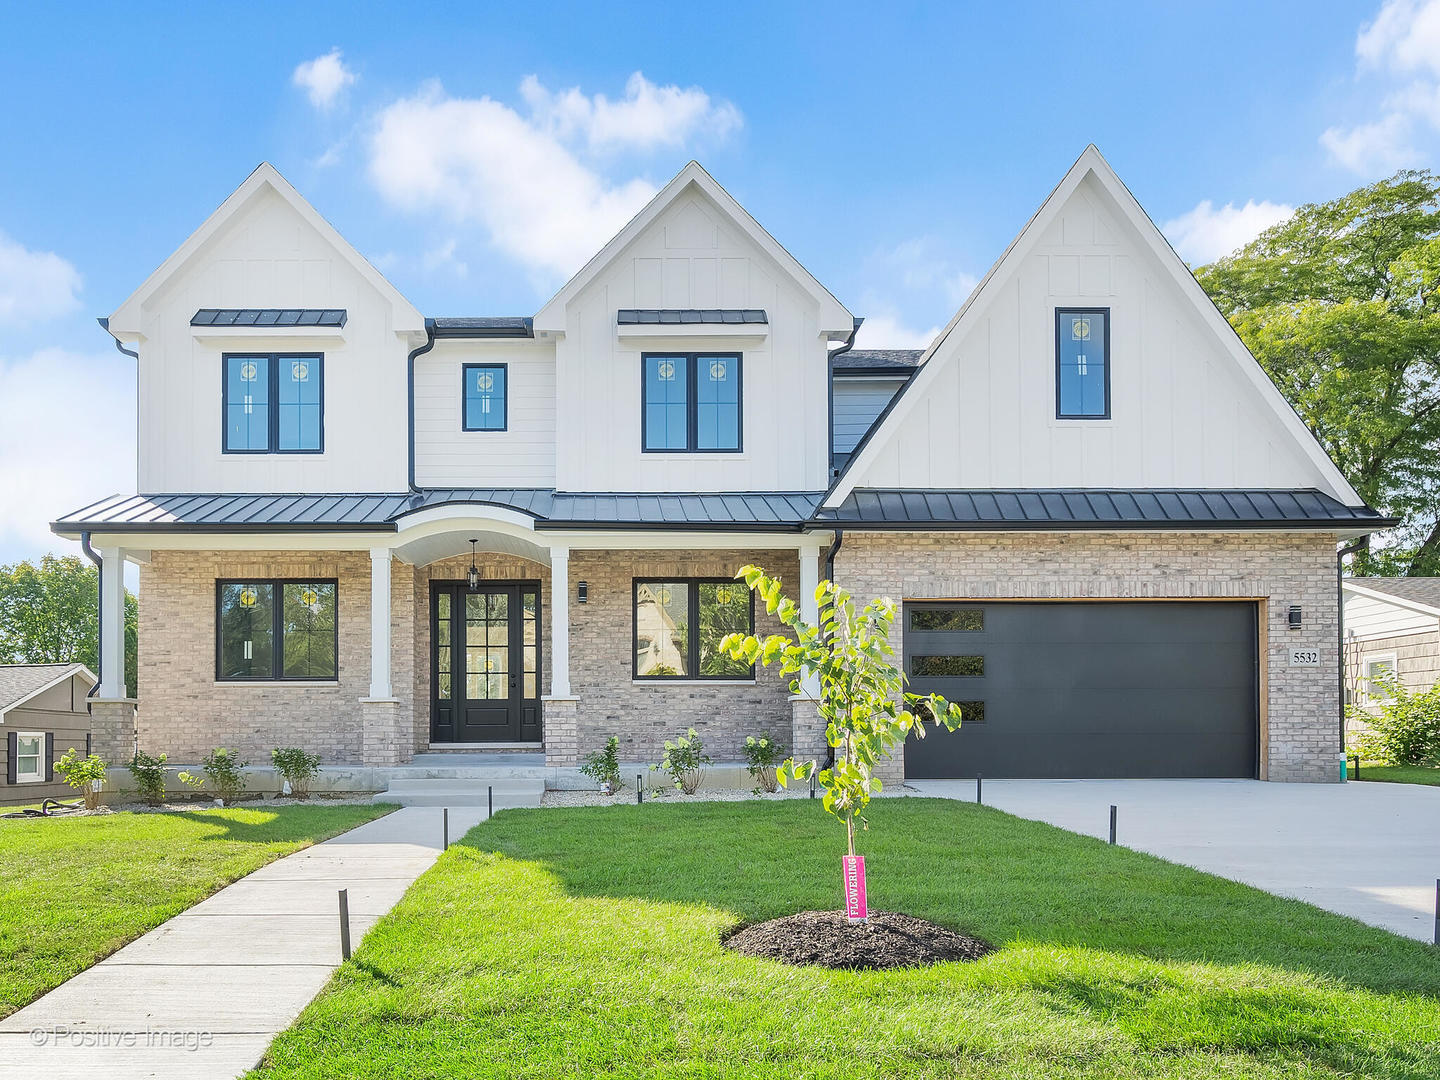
[{"left": 2, "top": 0, "right": 1437, "bottom": 568}]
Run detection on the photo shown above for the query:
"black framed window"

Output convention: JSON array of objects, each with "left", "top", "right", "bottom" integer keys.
[
  {"left": 217, "top": 579, "right": 337, "bottom": 680},
  {"left": 1055, "top": 308, "right": 1110, "bottom": 419},
  {"left": 462, "top": 363, "right": 507, "bottom": 431},
  {"left": 224, "top": 354, "right": 323, "bottom": 452},
  {"left": 633, "top": 578, "right": 753, "bottom": 679},
  {"left": 642, "top": 353, "right": 741, "bottom": 451}
]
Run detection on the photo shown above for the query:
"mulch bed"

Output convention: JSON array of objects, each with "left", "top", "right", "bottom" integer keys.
[{"left": 723, "top": 910, "right": 993, "bottom": 970}]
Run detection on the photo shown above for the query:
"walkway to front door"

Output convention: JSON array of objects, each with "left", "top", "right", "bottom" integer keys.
[{"left": 430, "top": 581, "right": 542, "bottom": 743}]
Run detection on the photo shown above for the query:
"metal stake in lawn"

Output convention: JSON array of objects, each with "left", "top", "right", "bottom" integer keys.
[
  {"left": 809, "top": 769, "right": 816, "bottom": 799},
  {"left": 1109, "top": 805, "right": 1117, "bottom": 845},
  {"left": 488, "top": 785, "right": 492, "bottom": 818},
  {"left": 338, "top": 888, "right": 351, "bottom": 961},
  {"left": 1434, "top": 879, "right": 1439, "bottom": 946},
  {"left": 976, "top": 773, "right": 982, "bottom": 805},
  {"left": 637, "top": 773, "right": 643, "bottom": 804},
  {"left": 443, "top": 808, "right": 449, "bottom": 850}
]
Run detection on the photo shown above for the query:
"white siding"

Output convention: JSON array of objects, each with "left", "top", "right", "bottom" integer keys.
[
  {"left": 1344, "top": 591, "right": 1439, "bottom": 641},
  {"left": 133, "top": 186, "right": 410, "bottom": 493},
  {"left": 414, "top": 339, "right": 557, "bottom": 487},
  {"left": 553, "top": 186, "right": 831, "bottom": 492},
  {"left": 833, "top": 376, "right": 907, "bottom": 455},
  {"left": 843, "top": 173, "right": 1337, "bottom": 494}
]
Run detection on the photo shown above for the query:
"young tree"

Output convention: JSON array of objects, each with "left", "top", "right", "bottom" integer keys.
[
  {"left": 720, "top": 565, "right": 964, "bottom": 860},
  {"left": 1194, "top": 171, "right": 1440, "bottom": 574}
]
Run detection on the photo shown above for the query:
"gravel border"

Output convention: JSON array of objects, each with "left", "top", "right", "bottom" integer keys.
[{"left": 542, "top": 785, "right": 809, "bottom": 808}]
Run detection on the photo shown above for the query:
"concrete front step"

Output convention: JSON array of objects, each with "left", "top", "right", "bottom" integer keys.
[
  {"left": 372, "top": 779, "right": 544, "bottom": 807},
  {"left": 383, "top": 765, "right": 552, "bottom": 781}
]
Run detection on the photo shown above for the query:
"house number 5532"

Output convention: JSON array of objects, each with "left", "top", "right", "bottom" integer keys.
[{"left": 1289, "top": 648, "right": 1320, "bottom": 667}]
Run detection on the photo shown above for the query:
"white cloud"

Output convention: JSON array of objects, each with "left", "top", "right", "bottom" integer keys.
[
  {"left": 0, "top": 348, "right": 135, "bottom": 560},
  {"left": 1357, "top": 0, "right": 1440, "bottom": 77},
  {"left": 852, "top": 313, "right": 942, "bottom": 351},
  {"left": 1321, "top": 113, "right": 1418, "bottom": 173},
  {"left": 849, "top": 237, "right": 974, "bottom": 351},
  {"left": 0, "top": 230, "right": 81, "bottom": 327},
  {"left": 293, "top": 49, "right": 356, "bottom": 110},
  {"left": 422, "top": 238, "right": 468, "bottom": 279},
  {"left": 869, "top": 237, "right": 978, "bottom": 308},
  {"left": 1161, "top": 198, "right": 1295, "bottom": 264},
  {"left": 367, "top": 74, "right": 741, "bottom": 280}
]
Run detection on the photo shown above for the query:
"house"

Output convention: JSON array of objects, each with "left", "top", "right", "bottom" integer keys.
[
  {"left": 1342, "top": 578, "right": 1440, "bottom": 740},
  {"left": 51, "top": 147, "right": 1393, "bottom": 785},
  {"left": 1, "top": 664, "right": 96, "bottom": 804}
]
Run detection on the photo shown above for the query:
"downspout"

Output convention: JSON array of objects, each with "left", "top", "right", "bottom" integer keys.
[
  {"left": 1337, "top": 537, "right": 1365, "bottom": 767},
  {"left": 80, "top": 532, "right": 102, "bottom": 713},
  {"left": 826, "top": 318, "right": 862, "bottom": 479},
  {"left": 407, "top": 319, "right": 437, "bottom": 493}
]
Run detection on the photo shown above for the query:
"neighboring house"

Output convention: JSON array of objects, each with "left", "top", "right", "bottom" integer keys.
[
  {"left": 1342, "top": 578, "right": 1440, "bottom": 741},
  {"left": 52, "top": 146, "right": 1393, "bottom": 784},
  {"left": 0, "top": 664, "right": 96, "bottom": 804}
]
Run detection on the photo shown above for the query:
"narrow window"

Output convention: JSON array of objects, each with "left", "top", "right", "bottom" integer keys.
[
  {"left": 643, "top": 354, "right": 741, "bottom": 451},
  {"left": 463, "top": 364, "right": 508, "bottom": 431},
  {"left": 911, "top": 655, "right": 985, "bottom": 677},
  {"left": 634, "top": 578, "right": 754, "bottom": 679},
  {"left": 1055, "top": 309, "right": 1109, "bottom": 419},
  {"left": 277, "top": 356, "right": 322, "bottom": 450},
  {"left": 14, "top": 733, "right": 44, "bottom": 782},
  {"left": 223, "top": 354, "right": 323, "bottom": 452},
  {"left": 216, "top": 579, "right": 337, "bottom": 681},
  {"left": 644, "top": 356, "right": 690, "bottom": 450},
  {"left": 909, "top": 608, "right": 984, "bottom": 632}
]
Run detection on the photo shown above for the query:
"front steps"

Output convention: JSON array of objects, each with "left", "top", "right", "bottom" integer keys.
[{"left": 371, "top": 752, "right": 547, "bottom": 807}]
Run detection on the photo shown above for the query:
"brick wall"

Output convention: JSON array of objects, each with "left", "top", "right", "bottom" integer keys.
[{"left": 834, "top": 531, "right": 1342, "bottom": 783}]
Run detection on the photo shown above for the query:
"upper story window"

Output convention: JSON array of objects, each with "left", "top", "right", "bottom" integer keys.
[
  {"left": 463, "top": 364, "right": 508, "bottom": 431},
  {"left": 224, "top": 354, "right": 323, "bottom": 453},
  {"left": 1055, "top": 309, "right": 1109, "bottom": 419},
  {"left": 642, "top": 353, "right": 742, "bottom": 452}
]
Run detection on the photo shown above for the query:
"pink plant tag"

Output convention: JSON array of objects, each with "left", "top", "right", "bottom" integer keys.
[{"left": 843, "top": 855, "right": 868, "bottom": 921}]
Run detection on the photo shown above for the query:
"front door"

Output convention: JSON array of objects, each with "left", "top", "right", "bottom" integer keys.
[{"left": 430, "top": 581, "right": 542, "bottom": 743}]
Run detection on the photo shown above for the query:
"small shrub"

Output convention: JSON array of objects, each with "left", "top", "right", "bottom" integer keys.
[
  {"left": 53, "top": 748, "right": 107, "bottom": 810},
  {"left": 201, "top": 748, "right": 250, "bottom": 804},
  {"left": 652, "top": 728, "right": 712, "bottom": 795},
  {"left": 744, "top": 733, "right": 788, "bottom": 793},
  {"left": 579, "top": 736, "right": 623, "bottom": 794},
  {"left": 272, "top": 747, "right": 321, "bottom": 798},
  {"left": 1349, "top": 670, "right": 1440, "bottom": 765},
  {"left": 128, "top": 750, "right": 169, "bottom": 806}
]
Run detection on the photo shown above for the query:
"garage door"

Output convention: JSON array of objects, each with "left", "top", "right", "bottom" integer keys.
[{"left": 903, "top": 601, "right": 1258, "bottom": 779}]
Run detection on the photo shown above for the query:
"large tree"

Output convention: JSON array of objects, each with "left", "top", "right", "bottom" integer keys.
[
  {"left": 0, "top": 554, "right": 137, "bottom": 697},
  {"left": 1195, "top": 170, "right": 1440, "bottom": 575}
]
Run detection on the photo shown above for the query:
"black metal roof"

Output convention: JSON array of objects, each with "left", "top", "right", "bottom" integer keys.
[
  {"left": 617, "top": 309, "right": 768, "bottom": 325},
  {"left": 832, "top": 349, "right": 924, "bottom": 373},
  {"left": 430, "top": 317, "right": 534, "bottom": 338},
  {"left": 191, "top": 309, "right": 347, "bottom": 328},
  {"left": 815, "top": 489, "right": 1395, "bottom": 530}
]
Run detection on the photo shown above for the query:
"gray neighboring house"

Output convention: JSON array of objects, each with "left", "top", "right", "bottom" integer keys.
[
  {"left": 0, "top": 664, "right": 96, "bottom": 804},
  {"left": 1342, "top": 579, "right": 1440, "bottom": 739}
]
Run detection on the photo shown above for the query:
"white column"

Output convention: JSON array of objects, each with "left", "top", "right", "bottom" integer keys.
[
  {"left": 549, "top": 546, "right": 571, "bottom": 697},
  {"left": 799, "top": 542, "right": 822, "bottom": 698},
  {"left": 98, "top": 546, "right": 127, "bottom": 699},
  {"left": 368, "top": 546, "right": 393, "bottom": 700}
]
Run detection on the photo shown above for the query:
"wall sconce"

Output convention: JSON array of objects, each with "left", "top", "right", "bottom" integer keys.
[
  {"left": 577, "top": 580, "right": 588, "bottom": 604},
  {"left": 1288, "top": 604, "right": 1303, "bottom": 630}
]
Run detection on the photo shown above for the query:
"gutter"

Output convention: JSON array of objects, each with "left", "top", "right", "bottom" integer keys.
[
  {"left": 1337, "top": 537, "right": 1366, "bottom": 767},
  {"left": 79, "top": 531, "right": 102, "bottom": 712},
  {"left": 97, "top": 317, "right": 140, "bottom": 361},
  {"left": 407, "top": 319, "right": 437, "bottom": 493}
]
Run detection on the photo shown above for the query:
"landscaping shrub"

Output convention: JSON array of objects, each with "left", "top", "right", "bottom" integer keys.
[
  {"left": 271, "top": 747, "right": 321, "bottom": 798},
  {"left": 128, "top": 750, "right": 169, "bottom": 806},
  {"left": 579, "top": 735, "right": 623, "bottom": 794},
  {"left": 53, "top": 748, "right": 107, "bottom": 810},
  {"left": 201, "top": 748, "right": 249, "bottom": 804},
  {"left": 744, "top": 733, "right": 787, "bottom": 793},
  {"left": 1349, "top": 670, "right": 1440, "bottom": 766},
  {"left": 653, "top": 728, "right": 712, "bottom": 794}
]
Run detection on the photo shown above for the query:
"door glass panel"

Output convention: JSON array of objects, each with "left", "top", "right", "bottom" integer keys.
[
  {"left": 911, "top": 655, "right": 984, "bottom": 677},
  {"left": 910, "top": 608, "right": 983, "bottom": 632}
]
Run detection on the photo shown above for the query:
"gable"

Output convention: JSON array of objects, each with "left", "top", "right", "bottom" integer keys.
[{"left": 828, "top": 147, "right": 1363, "bottom": 508}]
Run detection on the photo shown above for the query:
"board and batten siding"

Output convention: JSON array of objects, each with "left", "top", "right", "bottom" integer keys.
[
  {"left": 413, "top": 339, "right": 557, "bottom": 487},
  {"left": 832, "top": 376, "right": 907, "bottom": 456},
  {"left": 552, "top": 187, "right": 831, "bottom": 492},
  {"left": 843, "top": 173, "right": 1332, "bottom": 492}
]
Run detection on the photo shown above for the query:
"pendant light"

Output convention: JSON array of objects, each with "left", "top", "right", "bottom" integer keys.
[{"left": 467, "top": 538, "right": 480, "bottom": 592}]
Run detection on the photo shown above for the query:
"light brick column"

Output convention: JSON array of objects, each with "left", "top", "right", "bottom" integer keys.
[
  {"left": 543, "top": 697, "right": 579, "bottom": 766},
  {"left": 89, "top": 700, "right": 138, "bottom": 765},
  {"left": 360, "top": 699, "right": 406, "bottom": 766}
]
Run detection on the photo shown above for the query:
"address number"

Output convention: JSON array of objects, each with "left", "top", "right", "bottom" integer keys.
[{"left": 1289, "top": 648, "right": 1320, "bottom": 667}]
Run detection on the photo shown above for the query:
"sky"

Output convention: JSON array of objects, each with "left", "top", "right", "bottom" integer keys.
[{"left": 2, "top": 0, "right": 1439, "bottom": 572}]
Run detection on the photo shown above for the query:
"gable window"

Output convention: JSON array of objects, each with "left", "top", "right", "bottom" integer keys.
[
  {"left": 1055, "top": 309, "right": 1109, "bottom": 419},
  {"left": 633, "top": 578, "right": 753, "bottom": 679},
  {"left": 217, "top": 579, "right": 338, "bottom": 681},
  {"left": 13, "top": 733, "right": 45, "bottom": 783},
  {"left": 224, "top": 354, "right": 323, "bottom": 453},
  {"left": 463, "top": 364, "right": 508, "bottom": 431},
  {"left": 642, "top": 353, "right": 742, "bottom": 452}
]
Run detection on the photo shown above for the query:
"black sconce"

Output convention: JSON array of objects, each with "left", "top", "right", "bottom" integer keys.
[
  {"left": 1288, "top": 604, "right": 1302, "bottom": 630},
  {"left": 467, "top": 538, "right": 480, "bottom": 592},
  {"left": 577, "top": 580, "right": 588, "bottom": 604}
]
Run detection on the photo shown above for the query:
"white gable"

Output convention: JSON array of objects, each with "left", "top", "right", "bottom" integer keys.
[{"left": 828, "top": 146, "right": 1363, "bottom": 507}]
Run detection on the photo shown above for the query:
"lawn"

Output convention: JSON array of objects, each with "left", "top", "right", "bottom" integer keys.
[
  {"left": 253, "top": 798, "right": 1440, "bottom": 1079},
  {"left": 1354, "top": 762, "right": 1440, "bottom": 786},
  {"left": 0, "top": 803, "right": 394, "bottom": 1017}
]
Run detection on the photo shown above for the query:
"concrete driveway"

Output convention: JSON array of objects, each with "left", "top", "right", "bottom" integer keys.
[{"left": 907, "top": 778, "right": 1440, "bottom": 941}]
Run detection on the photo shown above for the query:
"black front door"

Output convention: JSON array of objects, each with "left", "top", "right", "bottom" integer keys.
[{"left": 430, "top": 581, "right": 542, "bottom": 743}]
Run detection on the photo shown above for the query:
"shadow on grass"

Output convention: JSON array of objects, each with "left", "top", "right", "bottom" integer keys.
[{"left": 166, "top": 804, "right": 389, "bottom": 845}]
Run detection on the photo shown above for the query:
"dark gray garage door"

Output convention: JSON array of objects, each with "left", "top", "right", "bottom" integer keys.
[{"left": 903, "top": 601, "right": 1258, "bottom": 779}]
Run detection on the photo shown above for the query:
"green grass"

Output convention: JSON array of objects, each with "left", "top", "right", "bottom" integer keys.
[
  {"left": 1354, "top": 762, "right": 1440, "bottom": 786},
  {"left": 252, "top": 799, "right": 1440, "bottom": 1079},
  {"left": 0, "top": 803, "right": 394, "bottom": 1017}
]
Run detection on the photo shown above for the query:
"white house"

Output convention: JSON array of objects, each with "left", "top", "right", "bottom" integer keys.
[{"left": 52, "top": 147, "right": 1391, "bottom": 784}]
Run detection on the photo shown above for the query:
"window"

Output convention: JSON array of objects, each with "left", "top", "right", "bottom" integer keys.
[
  {"left": 224, "top": 354, "right": 323, "bottom": 453},
  {"left": 634, "top": 578, "right": 753, "bottom": 679},
  {"left": 910, "top": 608, "right": 983, "bottom": 632},
  {"left": 13, "top": 733, "right": 44, "bottom": 783},
  {"left": 1055, "top": 309, "right": 1109, "bottom": 419},
  {"left": 642, "top": 353, "right": 742, "bottom": 452},
  {"left": 911, "top": 655, "right": 985, "bottom": 677},
  {"left": 217, "top": 580, "right": 337, "bottom": 681},
  {"left": 1363, "top": 653, "right": 1397, "bottom": 704},
  {"left": 463, "top": 364, "right": 507, "bottom": 431}
]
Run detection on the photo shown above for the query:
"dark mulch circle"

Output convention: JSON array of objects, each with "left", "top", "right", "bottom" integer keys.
[{"left": 723, "top": 910, "right": 994, "bottom": 970}]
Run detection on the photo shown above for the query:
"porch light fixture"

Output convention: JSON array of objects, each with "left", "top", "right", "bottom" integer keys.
[
  {"left": 467, "top": 539, "right": 480, "bottom": 592},
  {"left": 577, "top": 580, "right": 588, "bottom": 604},
  {"left": 1288, "top": 604, "right": 1303, "bottom": 630}
]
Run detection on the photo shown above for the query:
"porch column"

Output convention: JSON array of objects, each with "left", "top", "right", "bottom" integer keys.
[
  {"left": 549, "top": 546, "right": 571, "bottom": 697},
  {"left": 367, "top": 546, "right": 393, "bottom": 700},
  {"left": 98, "top": 546, "right": 127, "bottom": 699}
]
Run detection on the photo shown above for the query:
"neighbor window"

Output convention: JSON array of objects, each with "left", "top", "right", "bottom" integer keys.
[
  {"left": 1055, "top": 309, "right": 1109, "bottom": 419},
  {"left": 463, "top": 364, "right": 507, "bottom": 431},
  {"left": 1364, "top": 654, "right": 1397, "bottom": 704},
  {"left": 217, "top": 579, "right": 338, "bottom": 680},
  {"left": 224, "top": 354, "right": 323, "bottom": 452},
  {"left": 13, "top": 733, "right": 44, "bottom": 782},
  {"left": 643, "top": 354, "right": 741, "bottom": 451},
  {"left": 633, "top": 578, "right": 753, "bottom": 679}
]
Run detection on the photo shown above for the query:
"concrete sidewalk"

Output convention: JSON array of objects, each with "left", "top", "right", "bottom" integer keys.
[{"left": 0, "top": 805, "right": 491, "bottom": 1080}]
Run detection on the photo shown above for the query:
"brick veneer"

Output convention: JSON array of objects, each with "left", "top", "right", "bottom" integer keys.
[{"left": 834, "top": 531, "right": 1343, "bottom": 783}]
